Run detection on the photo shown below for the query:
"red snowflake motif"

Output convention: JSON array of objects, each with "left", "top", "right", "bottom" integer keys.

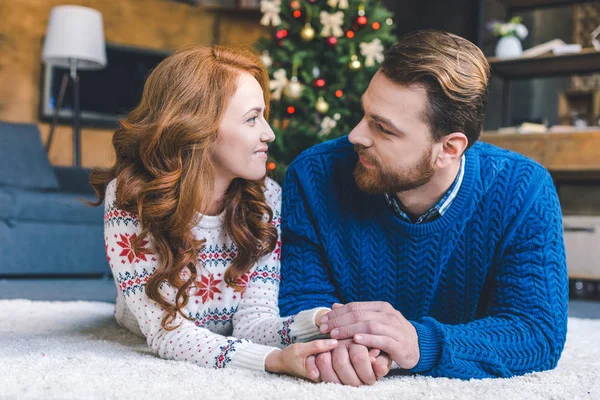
[
  {"left": 194, "top": 273, "right": 222, "bottom": 303},
  {"left": 234, "top": 272, "right": 252, "bottom": 293},
  {"left": 116, "top": 233, "right": 150, "bottom": 263}
]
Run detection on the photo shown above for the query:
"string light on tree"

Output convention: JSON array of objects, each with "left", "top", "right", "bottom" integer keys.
[
  {"left": 327, "top": 36, "right": 338, "bottom": 47},
  {"left": 275, "top": 29, "right": 288, "bottom": 39},
  {"left": 335, "top": 89, "right": 344, "bottom": 98},
  {"left": 314, "top": 78, "right": 326, "bottom": 88},
  {"left": 293, "top": 10, "right": 302, "bottom": 18},
  {"left": 267, "top": 161, "right": 277, "bottom": 171},
  {"left": 372, "top": 21, "right": 380, "bottom": 30},
  {"left": 287, "top": 105, "right": 296, "bottom": 114},
  {"left": 290, "top": 0, "right": 300, "bottom": 9}
]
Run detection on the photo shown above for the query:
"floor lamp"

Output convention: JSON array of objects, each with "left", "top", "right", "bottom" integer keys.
[{"left": 42, "top": 5, "right": 106, "bottom": 167}]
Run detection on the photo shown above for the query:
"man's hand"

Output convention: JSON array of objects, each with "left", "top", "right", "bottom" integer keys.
[
  {"left": 311, "top": 339, "right": 391, "bottom": 386},
  {"left": 319, "top": 301, "right": 420, "bottom": 370}
]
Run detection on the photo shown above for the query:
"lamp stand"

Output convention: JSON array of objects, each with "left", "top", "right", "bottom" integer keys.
[
  {"left": 44, "top": 59, "right": 82, "bottom": 167},
  {"left": 45, "top": 72, "right": 69, "bottom": 155},
  {"left": 70, "top": 59, "right": 81, "bottom": 167}
]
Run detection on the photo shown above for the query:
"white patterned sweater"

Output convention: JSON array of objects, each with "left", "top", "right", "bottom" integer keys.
[{"left": 103, "top": 178, "right": 326, "bottom": 371}]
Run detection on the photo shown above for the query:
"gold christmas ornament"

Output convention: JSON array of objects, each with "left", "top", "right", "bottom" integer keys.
[
  {"left": 349, "top": 54, "right": 362, "bottom": 70},
  {"left": 300, "top": 23, "right": 316, "bottom": 41},
  {"left": 283, "top": 76, "right": 304, "bottom": 99},
  {"left": 315, "top": 96, "right": 330, "bottom": 114}
]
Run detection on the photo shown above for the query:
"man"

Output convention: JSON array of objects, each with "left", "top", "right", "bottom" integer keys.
[{"left": 279, "top": 30, "right": 568, "bottom": 385}]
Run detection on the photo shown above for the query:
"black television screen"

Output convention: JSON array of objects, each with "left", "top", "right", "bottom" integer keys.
[{"left": 40, "top": 42, "right": 170, "bottom": 128}]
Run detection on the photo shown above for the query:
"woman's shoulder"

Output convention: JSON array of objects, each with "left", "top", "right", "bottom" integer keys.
[
  {"left": 263, "top": 177, "right": 281, "bottom": 210},
  {"left": 105, "top": 178, "right": 118, "bottom": 203}
]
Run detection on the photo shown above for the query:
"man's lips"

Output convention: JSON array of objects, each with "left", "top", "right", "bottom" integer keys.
[{"left": 359, "top": 155, "right": 376, "bottom": 168}]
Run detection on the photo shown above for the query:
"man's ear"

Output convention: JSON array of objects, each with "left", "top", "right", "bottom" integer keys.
[{"left": 435, "top": 132, "right": 468, "bottom": 168}]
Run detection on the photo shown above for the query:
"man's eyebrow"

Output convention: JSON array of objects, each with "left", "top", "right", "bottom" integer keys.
[{"left": 360, "top": 95, "right": 402, "bottom": 133}]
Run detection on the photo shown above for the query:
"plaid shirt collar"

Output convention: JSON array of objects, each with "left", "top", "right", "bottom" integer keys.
[{"left": 385, "top": 155, "right": 465, "bottom": 224}]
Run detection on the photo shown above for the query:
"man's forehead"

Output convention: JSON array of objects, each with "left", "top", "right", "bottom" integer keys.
[{"left": 364, "top": 79, "right": 427, "bottom": 119}]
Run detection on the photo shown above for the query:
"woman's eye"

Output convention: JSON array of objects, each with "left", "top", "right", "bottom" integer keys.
[{"left": 247, "top": 116, "right": 257, "bottom": 124}]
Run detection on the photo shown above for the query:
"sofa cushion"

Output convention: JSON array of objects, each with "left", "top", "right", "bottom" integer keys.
[
  {"left": 0, "top": 121, "right": 59, "bottom": 190},
  {"left": 0, "top": 188, "right": 103, "bottom": 224}
]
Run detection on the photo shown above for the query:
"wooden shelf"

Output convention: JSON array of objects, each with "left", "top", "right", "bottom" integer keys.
[
  {"left": 202, "top": 5, "right": 260, "bottom": 15},
  {"left": 489, "top": 48, "right": 600, "bottom": 79},
  {"left": 481, "top": 130, "right": 600, "bottom": 171},
  {"left": 503, "top": 0, "right": 600, "bottom": 12}
]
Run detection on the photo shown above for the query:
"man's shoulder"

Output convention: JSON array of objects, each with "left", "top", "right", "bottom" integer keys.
[
  {"left": 288, "top": 136, "right": 355, "bottom": 172},
  {"left": 470, "top": 141, "right": 548, "bottom": 180}
]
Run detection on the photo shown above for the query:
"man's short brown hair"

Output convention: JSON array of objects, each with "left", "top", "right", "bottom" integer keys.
[{"left": 380, "top": 30, "right": 490, "bottom": 149}]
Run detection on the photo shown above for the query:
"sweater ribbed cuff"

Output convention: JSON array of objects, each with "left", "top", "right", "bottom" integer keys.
[
  {"left": 408, "top": 319, "right": 443, "bottom": 374},
  {"left": 290, "top": 307, "right": 330, "bottom": 342},
  {"left": 229, "top": 342, "right": 280, "bottom": 372}
]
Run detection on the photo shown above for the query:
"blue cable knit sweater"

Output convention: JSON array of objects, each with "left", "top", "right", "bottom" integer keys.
[{"left": 279, "top": 137, "right": 568, "bottom": 379}]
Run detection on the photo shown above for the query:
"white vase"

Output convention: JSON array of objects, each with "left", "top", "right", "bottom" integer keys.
[{"left": 495, "top": 36, "right": 523, "bottom": 59}]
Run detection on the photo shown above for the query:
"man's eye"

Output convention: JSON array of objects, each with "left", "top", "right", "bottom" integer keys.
[{"left": 376, "top": 123, "right": 390, "bottom": 134}]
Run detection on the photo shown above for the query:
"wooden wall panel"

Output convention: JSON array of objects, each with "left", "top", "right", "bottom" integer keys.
[{"left": 0, "top": 0, "right": 264, "bottom": 167}]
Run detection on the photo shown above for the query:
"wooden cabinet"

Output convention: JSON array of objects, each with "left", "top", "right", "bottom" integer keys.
[{"left": 481, "top": 131, "right": 600, "bottom": 171}]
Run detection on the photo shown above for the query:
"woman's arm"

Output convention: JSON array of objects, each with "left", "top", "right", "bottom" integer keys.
[
  {"left": 232, "top": 179, "right": 329, "bottom": 346},
  {"left": 104, "top": 180, "right": 276, "bottom": 371}
]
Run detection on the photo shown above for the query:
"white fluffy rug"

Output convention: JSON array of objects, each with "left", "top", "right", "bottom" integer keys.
[{"left": 1, "top": 300, "right": 599, "bottom": 400}]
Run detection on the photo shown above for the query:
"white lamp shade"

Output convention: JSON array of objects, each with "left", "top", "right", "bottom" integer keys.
[{"left": 42, "top": 5, "right": 107, "bottom": 70}]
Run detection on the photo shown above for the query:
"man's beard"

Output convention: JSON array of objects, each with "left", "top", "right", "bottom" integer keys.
[{"left": 353, "top": 144, "right": 435, "bottom": 194}]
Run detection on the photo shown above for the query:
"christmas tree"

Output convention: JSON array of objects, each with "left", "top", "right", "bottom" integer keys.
[{"left": 257, "top": 0, "right": 396, "bottom": 181}]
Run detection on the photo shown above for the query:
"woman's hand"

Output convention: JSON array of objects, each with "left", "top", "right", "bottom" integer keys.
[
  {"left": 265, "top": 339, "right": 338, "bottom": 381},
  {"left": 315, "top": 309, "right": 330, "bottom": 327}
]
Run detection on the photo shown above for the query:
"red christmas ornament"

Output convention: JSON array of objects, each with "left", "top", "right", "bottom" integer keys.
[
  {"left": 275, "top": 29, "right": 288, "bottom": 40},
  {"left": 314, "top": 78, "right": 326, "bottom": 88},
  {"left": 346, "top": 30, "right": 355, "bottom": 39},
  {"left": 326, "top": 36, "right": 338, "bottom": 47},
  {"left": 335, "top": 90, "right": 343, "bottom": 98},
  {"left": 372, "top": 21, "right": 381, "bottom": 30},
  {"left": 287, "top": 106, "right": 296, "bottom": 114},
  {"left": 293, "top": 10, "right": 302, "bottom": 18},
  {"left": 267, "top": 161, "right": 277, "bottom": 171},
  {"left": 357, "top": 16, "right": 368, "bottom": 26}
]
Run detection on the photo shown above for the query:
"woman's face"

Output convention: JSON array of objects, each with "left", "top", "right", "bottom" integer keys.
[{"left": 211, "top": 72, "right": 275, "bottom": 184}]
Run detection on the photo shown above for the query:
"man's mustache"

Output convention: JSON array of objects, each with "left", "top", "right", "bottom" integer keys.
[{"left": 353, "top": 145, "right": 379, "bottom": 166}]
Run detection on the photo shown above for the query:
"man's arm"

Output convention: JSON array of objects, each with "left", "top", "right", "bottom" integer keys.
[
  {"left": 321, "top": 169, "right": 569, "bottom": 379},
  {"left": 279, "top": 160, "right": 340, "bottom": 316}
]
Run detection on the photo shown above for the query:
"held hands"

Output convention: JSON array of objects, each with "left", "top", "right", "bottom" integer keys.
[
  {"left": 308, "top": 339, "right": 391, "bottom": 386},
  {"left": 312, "top": 306, "right": 392, "bottom": 386},
  {"left": 319, "top": 302, "right": 420, "bottom": 370}
]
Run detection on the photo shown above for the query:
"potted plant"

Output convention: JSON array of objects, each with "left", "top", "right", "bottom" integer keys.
[{"left": 489, "top": 17, "right": 529, "bottom": 59}]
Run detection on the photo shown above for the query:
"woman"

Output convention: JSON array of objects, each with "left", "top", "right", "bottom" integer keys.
[{"left": 88, "top": 45, "right": 335, "bottom": 379}]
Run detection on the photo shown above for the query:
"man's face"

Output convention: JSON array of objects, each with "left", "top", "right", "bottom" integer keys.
[{"left": 348, "top": 71, "right": 437, "bottom": 194}]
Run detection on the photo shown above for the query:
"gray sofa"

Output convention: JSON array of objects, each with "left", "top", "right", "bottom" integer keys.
[{"left": 0, "top": 121, "right": 108, "bottom": 276}]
